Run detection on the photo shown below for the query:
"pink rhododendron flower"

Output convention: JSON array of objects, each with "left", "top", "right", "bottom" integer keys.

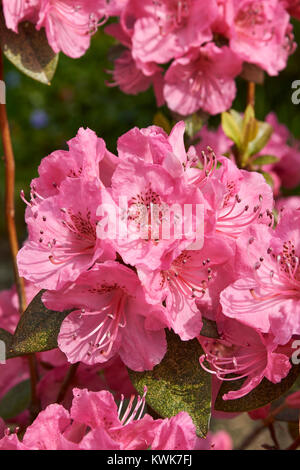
[
  {"left": 99, "top": 153, "right": 204, "bottom": 271},
  {"left": 42, "top": 262, "right": 167, "bottom": 370},
  {"left": 29, "top": 127, "right": 118, "bottom": 199},
  {"left": 125, "top": 0, "right": 219, "bottom": 64},
  {"left": 164, "top": 43, "right": 242, "bottom": 116},
  {"left": 220, "top": 209, "right": 300, "bottom": 345},
  {"left": 285, "top": 390, "right": 300, "bottom": 408},
  {"left": 248, "top": 405, "right": 271, "bottom": 421},
  {"left": 107, "top": 49, "right": 165, "bottom": 106},
  {"left": 195, "top": 124, "right": 231, "bottom": 157},
  {"left": 18, "top": 177, "right": 115, "bottom": 290},
  {"left": 36, "top": 0, "right": 108, "bottom": 58},
  {"left": 276, "top": 196, "right": 300, "bottom": 214},
  {"left": 199, "top": 317, "right": 291, "bottom": 400},
  {"left": 258, "top": 113, "right": 300, "bottom": 190},
  {"left": 138, "top": 237, "right": 232, "bottom": 341},
  {"left": 0, "top": 388, "right": 232, "bottom": 450},
  {"left": 225, "top": 0, "right": 295, "bottom": 76},
  {"left": 151, "top": 411, "right": 232, "bottom": 450},
  {"left": 2, "top": 0, "right": 40, "bottom": 32}
]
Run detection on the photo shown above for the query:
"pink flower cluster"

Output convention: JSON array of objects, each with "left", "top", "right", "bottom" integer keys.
[
  {"left": 0, "top": 281, "right": 231, "bottom": 450},
  {"left": 106, "top": 0, "right": 296, "bottom": 115},
  {"left": 16, "top": 121, "right": 299, "bottom": 407},
  {"left": 2, "top": 0, "right": 109, "bottom": 58},
  {"left": 0, "top": 387, "right": 231, "bottom": 450}
]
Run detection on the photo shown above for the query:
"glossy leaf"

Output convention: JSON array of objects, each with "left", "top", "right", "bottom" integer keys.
[
  {"left": 0, "top": 14, "right": 59, "bottom": 85},
  {"left": 128, "top": 330, "right": 211, "bottom": 437}
]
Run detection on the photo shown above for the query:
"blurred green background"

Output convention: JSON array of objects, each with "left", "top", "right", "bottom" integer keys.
[{"left": 0, "top": 22, "right": 300, "bottom": 288}]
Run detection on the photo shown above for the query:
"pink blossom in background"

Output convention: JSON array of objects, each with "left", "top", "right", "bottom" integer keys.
[
  {"left": 194, "top": 124, "right": 231, "bottom": 157},
  {"left": 276, "top": 196, "right": 300, "bottom": 213},
  {"left": 282, "top": 0, "right": 300, "bottom": 19},
  {"left": 125, "top": 0, "right": 218, "bottom": 64},
  {"left": 163, "top": 43, "right": 242, "bottom": 115},
  {"left": 2, "top": 0, "right": 110, "bottom": 58},
  {"left": 36, "top": 0, "right": 108, "bottom": 58},
  {"left": 225, "top": 0, "right": 295, "bottom": 76},
  {"left": 258, "top": 113, "right": 300, "bottom": 190},
  {"left": 2, "top": 0, "right": 40, "bottom": 32}
]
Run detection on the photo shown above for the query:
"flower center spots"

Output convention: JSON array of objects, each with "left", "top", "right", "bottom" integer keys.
[
  {"left": 128, "top": 186, "right": 168, "bottom": 241},
  {"left": 235, "top": 3, "right": 273, "bottom": 43},
  {"left": 47, "top": 208, "right": 96, "bottom": 265}
]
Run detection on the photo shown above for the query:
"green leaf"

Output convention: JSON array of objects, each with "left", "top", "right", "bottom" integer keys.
[
  {"left": 215, "top": 364, "right": 300, "bottom": 413},
  {"left": 248, "top": 122, "right": 273, "bottom": 156},
  {"left": 0, "top": 13, "right": 59, "bottom": 85},
  {"left": 153, "top": 112, "right": 172, "bottom": 135},
  {"left": 252, "top": 155, "right": 280, "bottom": 166},
  {"left": 0, "top": 380, "right": 31, "bottom": 420},
  {"left": 221, "top": 112, "right": 242, "bottom": 148},
  {"left": 260, "top": 170, "right": 274, "bottom": 188},
  {"left": 10, "top": 291, "right": 71, "bottom": 356},
  {"left": 128, "top": 330, "right": 211, "bottom": 437},
  {"left": 184, "top": 113, "right": 204, "bottom": 139}
]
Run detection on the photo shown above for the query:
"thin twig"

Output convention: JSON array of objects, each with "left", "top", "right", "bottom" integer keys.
[
  {"left": 286, "top": 436, "right": 300, "bottom": 450},
  {"left": 238, "top": 403, "right": 287, "bottom": 450},
  {"left": 57, "top": 363, "right": 80, "bottom": 403},
  {"left": 0, "top": 53, "right": 26, "bottom": 314},
  {"left": 247, "top": 81, "right": 256, "bottom": 108},
  {"left": 0, "top": 51, "right": 39, "bottom": 419}
]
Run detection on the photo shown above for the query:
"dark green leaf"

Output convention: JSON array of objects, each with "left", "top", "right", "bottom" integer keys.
[
  {"left": 11, "top": 291, "right": 71, "bottom": 356},
  {"left": 0, "top": 13, "right": 59, "bottom": 85},
  {"left": 0, "top": 380, "right": 31, "bottom": 420},
  {"left": 128, "top": 330, "right": 211, "bottom": 437},
  {"left": 215, "top": 364, "right": 300, "bottom": 413}
]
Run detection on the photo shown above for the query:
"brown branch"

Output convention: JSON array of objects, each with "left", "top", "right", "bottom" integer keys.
[
  {"left": 0, "top": 53, "right": 27, "bottom": 314},
  {"left": 247, "top": 81, "right": 256, "bottom": 108},
  {"left": 57, "top": 363, "right": 80, "bottom": 404},
  {"left": 0, "top": 51, "right": 39, "bottom": 419},
  {"left": 286, "top": 436, "right": 300, "bottom": 450}
]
